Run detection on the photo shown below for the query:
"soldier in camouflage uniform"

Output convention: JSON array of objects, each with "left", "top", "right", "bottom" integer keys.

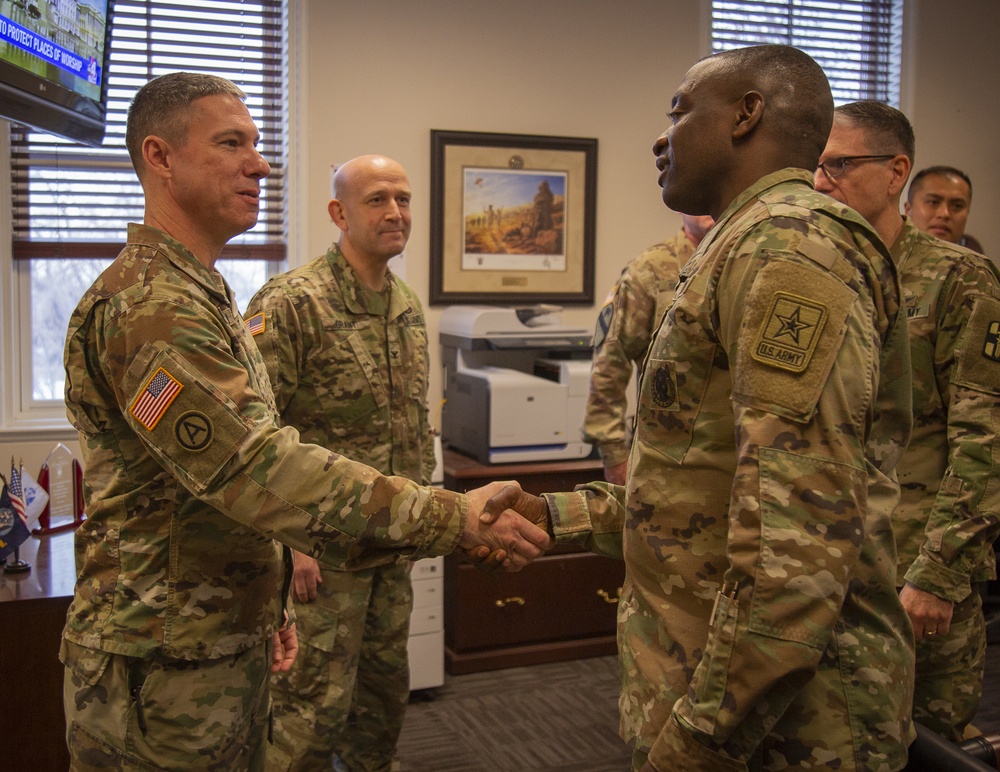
[
  {"left": 486, "top": 46, "right": 916, "bottom": 771},
  {"left": 583, "top": 213, "right": 713, "bottom": 485},
  {"left": 815, "top": 101, "right": 1000, "bottom": 741},
  {"left": 60, "top": 73, "right": 551, "bottom": 772},
  {"left": 246, "top": 155, "right": 432, "bottom": 772}
]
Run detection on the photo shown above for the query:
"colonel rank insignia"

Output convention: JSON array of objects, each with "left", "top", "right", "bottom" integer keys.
[
  {"left": 752, "top": 291, "right": 828, "bottom": 373},
  {"left": 984, "top": 320, "right": 1000, "bottom": 362}
]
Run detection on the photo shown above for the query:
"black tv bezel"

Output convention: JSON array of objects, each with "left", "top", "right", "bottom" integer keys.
[{"left": 0, "top": 1, "right": 115, "bottom": 147}]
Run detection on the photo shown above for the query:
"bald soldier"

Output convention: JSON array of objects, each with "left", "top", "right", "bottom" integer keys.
[
  {"left": 486, "top": 45, "right": 915, "bottom": 771},
  {"left": 247, "top": 155, "right": 431, "bottom": 771},
  {"left": 61, "top": 73, "right": 550, "bottom": 771},
  {"left": 815, "top": 101, "right": 1000, "bottom": 741}
]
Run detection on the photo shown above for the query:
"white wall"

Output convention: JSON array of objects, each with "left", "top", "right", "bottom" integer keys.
[
  {"left": 293, "top": 0, "right": 709, "bottom": 419},
  {"left": 899, "top": 0, "right": 1000, "bottom": 256}
]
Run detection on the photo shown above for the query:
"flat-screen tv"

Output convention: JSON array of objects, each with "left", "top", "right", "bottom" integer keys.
[{"left": 0, "top": 1, "right": 114, "bottom": 147}]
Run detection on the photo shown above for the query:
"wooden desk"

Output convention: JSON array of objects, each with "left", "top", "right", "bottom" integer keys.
[
  {"left": 442, "top": 448, "right": 625, "bottom": 674},
  {"left": 1, "top": 531, "right": 76, "bottom": 772}
]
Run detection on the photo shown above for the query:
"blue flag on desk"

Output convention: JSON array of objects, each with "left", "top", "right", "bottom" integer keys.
[{"left": 0, "top": 477, "right": 31, "bottom": 561}]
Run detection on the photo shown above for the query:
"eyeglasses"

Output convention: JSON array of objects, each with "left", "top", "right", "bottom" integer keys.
[{"left": 817, "top": 155, "right": 897, "bottom": 180}]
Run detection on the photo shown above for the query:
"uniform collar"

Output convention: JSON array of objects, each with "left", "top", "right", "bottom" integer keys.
[
  {"left": 127, "top": 223, "right": 233, "bottom": 304},
  {"left": 325, "top": 243, "right": 413, "bottom": 320}
]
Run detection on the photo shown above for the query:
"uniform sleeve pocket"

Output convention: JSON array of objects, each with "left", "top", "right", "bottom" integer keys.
[{"left": 123, "top": 344, "right": 251, "bottom": 495}]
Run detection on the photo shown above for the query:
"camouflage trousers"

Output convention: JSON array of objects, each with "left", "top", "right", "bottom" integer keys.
[
  {"left": 62, "top": 638, "right": 271, "bottom": 771},
  {"left": 912, "top": 587, "right": 986, "bottom": 741},
  {"left": 267, "top": 561, "right": 413, "bottom": 772}
]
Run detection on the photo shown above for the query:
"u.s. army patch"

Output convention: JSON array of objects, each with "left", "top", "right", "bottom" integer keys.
[
  {"left": 245, "top": 312, "right": 266, "bottom": 337},
  {"left": 983, "top": 321, "right": 1000, "bottom": 362},
  {"left": 131, "top": 367, "right": 184, "bottom": 431},
  {"left": 752, "top": 292, "right": 828, "bottom": 373}
]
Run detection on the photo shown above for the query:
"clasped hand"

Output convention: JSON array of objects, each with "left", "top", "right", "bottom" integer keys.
[{"left": 460, "top": 481, "right": 552, "bottom": 571}]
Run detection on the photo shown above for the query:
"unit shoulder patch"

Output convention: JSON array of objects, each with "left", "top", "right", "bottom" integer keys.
[{"left": 174, "top": 410, "right": 214, "bottom": 452}]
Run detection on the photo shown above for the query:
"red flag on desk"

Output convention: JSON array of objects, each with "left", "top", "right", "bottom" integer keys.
[{"left": 0, "top": 476, "right": 31, "bottom": 561}]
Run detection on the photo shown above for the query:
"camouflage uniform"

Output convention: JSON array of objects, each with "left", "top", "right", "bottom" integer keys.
[
  {"left": 891, "top": 218, "right": 1000, "bottom": 740},
  {"left": 583, "top": 230, "right": 696, "bottom": 468},
  {"left": 543, "top": 170, "right": 916, "bottom": 771},
  {"left": 62, "top": 224, "right": 467, "bottom": 771},
  {"left": 246, "top": 245, "right": 435, "bottom": 771}
]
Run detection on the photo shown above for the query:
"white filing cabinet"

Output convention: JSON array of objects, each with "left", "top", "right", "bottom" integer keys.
[{"left": 407, "top": 556, "right": 444, "bottom": 691}]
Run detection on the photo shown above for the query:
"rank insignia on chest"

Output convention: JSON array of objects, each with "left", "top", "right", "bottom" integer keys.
[
  {"left": 650, "top": 361, "right": 678, "bottom": 409},
  {"left": 752, "top": 291, "right": 828, "bottom": 373},
  {"left": 245, "top": 312, "right": 266, "bottom": 337},
  {"left": 131, "top": 367, "right": 184, "bottom": 431},
  {"left": 983, "top": 321, "right": 1000, "bottom": 362}
]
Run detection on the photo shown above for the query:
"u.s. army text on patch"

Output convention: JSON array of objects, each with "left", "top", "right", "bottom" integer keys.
[{"left": 752, "top": 291, "right": 828, "bottom": 373}]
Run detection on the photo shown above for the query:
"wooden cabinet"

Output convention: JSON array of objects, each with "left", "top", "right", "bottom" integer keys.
[
  {"left": 0, "top": 531, "right": 76, "bottom": 772},
  {"left": 442, "top": 449, "right": 625, "bottom": 674}
]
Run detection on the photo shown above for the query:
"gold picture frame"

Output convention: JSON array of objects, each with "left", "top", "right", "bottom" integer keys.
[{"left": 429, "top": 129, "right": 597, "bottom": 305}]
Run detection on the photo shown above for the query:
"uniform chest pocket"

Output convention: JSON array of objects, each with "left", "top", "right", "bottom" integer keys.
[
  {"left": 635, "top": 297, "right": 719, "bottom": 464},
  {"left": 312, "top": 330, "right": 388, "bottom": 424}
]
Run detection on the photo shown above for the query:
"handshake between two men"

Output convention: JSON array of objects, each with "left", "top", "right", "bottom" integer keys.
[{"left": 459, "top": 482, "right": 551, "bottom": 571}]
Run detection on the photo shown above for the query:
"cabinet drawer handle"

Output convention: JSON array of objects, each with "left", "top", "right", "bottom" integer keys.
[
  {"left": 597, "top": 588, "right": 622, "bottom": 604},
  {"left": 495, "top": 596, "right": 526, "bottom": 608}
]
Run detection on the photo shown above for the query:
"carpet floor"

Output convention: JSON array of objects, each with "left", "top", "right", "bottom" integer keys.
[{"left": 397, "top": 644, "right": 1000, "bottom": 771}]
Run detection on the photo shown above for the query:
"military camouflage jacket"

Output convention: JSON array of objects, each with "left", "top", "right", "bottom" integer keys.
[
  {"left": 544, "top": 170, "right": 915, "bottom": 770},
  {"left": 892, "top": 218, "right": 1000, "bottom": 599},
  {"left": 583, "top": 230, "right": 696, "bottom": 467},
  {"left": 246, "top": 245, "right": 436, "bottom": 562},
  {"left": 63, "top": 224, "right": 465, "bottom": 661}
]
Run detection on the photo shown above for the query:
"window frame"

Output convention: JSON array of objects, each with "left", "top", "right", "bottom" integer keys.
[
  {"left": 1, "top": 0, "right": 302, "bottom": 437},
  {"left": 710, "top": 0, "right": 903, "bottom": 107}
]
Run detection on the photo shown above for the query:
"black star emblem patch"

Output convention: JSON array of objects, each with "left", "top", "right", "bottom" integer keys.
[{"left": 752, "top": 292, "right": 828, "bottom": 373}]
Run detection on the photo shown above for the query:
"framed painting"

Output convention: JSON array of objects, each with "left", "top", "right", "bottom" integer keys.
[{"left": 429, "top": 129, "right": 597, "bottom": 305}]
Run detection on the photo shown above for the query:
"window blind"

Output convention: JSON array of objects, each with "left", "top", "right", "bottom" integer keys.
[
  {"left": 712, "top": 0, "right": 896, "bottom": 105},
  {"left": 10, "top": 0, "right": 286, "bottom": 261}
]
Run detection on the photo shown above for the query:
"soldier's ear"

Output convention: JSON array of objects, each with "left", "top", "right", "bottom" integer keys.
[
  {"left": 328, "top": 199, "right": 346, "bottom": 229},
  {"left": 732, "top": 91, "right": 764, "bottom": 140},
  {"left": 887, "top": 155, "right": 911, "bottom": 198}
]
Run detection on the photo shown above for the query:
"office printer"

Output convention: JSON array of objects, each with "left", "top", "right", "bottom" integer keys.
[{"left": 440, "top": 305, "right": 594, "bottom": 464}]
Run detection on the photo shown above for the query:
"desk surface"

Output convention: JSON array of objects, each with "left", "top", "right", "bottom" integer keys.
[
  {"left": 0, "top": 529, "right": 77, "bottom": 602},
  {"left": 442, "top": 447, "right": 603, "bottom": 480}
]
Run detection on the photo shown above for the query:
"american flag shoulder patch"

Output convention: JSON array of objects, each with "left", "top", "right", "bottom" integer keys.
[
  {"left": 131, "top": 367, "right": 184, "bottom": 431},
  {"left": 245, "top": 312, "right": 266, "bottom": 337}
]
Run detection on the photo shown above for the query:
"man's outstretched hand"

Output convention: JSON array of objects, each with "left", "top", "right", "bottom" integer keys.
[
  {"left": 460, "top": 481, "right": 553, "bottom": 571},
  {"left": 480, "top": 484, "right": 549, "bottom": 532}
]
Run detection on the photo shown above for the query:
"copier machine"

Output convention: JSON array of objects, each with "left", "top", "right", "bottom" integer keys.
[{"left": 439, "top": 305, "right": 594, "bottom": 464}]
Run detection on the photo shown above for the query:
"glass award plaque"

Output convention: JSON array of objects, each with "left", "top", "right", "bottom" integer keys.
[{"left": 34, "top": 443, "right": 85, "bottom": 535}]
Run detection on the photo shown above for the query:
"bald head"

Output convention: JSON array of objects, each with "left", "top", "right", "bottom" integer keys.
[
  {"left": 332, "top": 155, "right": 406, "bottom": 200},
  {"left": 654, "top": 44, "right": 834, "bottom": 218},
  {"left": 705, "top": 44, "right": 834, "bottom": 169},
  {"left": 328, "top": 155, "right": 412, "bottom": 288}
]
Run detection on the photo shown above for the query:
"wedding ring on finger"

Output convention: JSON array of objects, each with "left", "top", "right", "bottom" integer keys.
[{"left": 924, "top": 630, "right": 936, "bottom": 636}]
